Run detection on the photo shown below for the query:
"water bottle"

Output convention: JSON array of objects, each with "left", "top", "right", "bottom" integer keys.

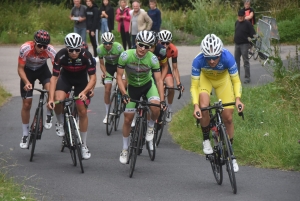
[
  {"left": 117, "top": 93, "right": 121, "bottom": 103},
  {"left": 211, "top": 126, "right": 218, "bottom": 146}
]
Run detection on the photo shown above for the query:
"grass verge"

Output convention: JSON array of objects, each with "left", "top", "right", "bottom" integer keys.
[{"left": 169, "top": 84, "right": 300, "bottom": 171}]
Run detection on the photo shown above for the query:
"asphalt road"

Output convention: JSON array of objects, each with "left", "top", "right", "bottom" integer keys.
[{"left": 0, "top": 45, "right": 299, "bottom": 201}]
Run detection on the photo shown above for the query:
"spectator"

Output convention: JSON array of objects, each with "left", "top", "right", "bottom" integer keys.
[
  {"left": 129, "top": 0, "right": 153, "bottom": 48},
  {"left": 242, "top": 0, "right": 255, "bottom": 25},
  {"left": 234, "top": 10, "right": 256, "bottom": 84},
  {"left": 116, "top": 0, "right": 131, "bottom": 50},
  {"left": 147, "top": 0, "right": 161, "bottom": 33},
  {"left": 70, "top": 0, "right": 87, "bottom": 43},
  {"left": 99, "top": 0, "right": 115, "bottom": 35},
  {"left": 85, "top": 0, "right": 99, "bottom": 57}
]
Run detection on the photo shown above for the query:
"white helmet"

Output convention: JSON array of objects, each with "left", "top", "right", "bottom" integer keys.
[
  {"left": 200, "top": 34, "right": 223, "bottom": 57},
  {"left": 136, "top": 30, "right": 156, "bottom": 46},
  {"left": 158, "top": 30, "right": 172, "bottom": 42},
  {"left": 101, "top": 32, "right": 115, "bottom": 43},
  {"left": 64, "top": 33, "right": 82, "bottom": 48}
]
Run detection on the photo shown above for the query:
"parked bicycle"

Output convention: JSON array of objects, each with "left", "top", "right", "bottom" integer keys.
[
  {"left": 198, "top": 100, "right": 244, "bottom": 194},
  {"left": 106, "top": 77, "right": 125, "bottom": 136},
  {"left": 248, "top": 35, "right": 262, "bottom": 60},
  {"left": 26, "top": 88, "right": 50, "bottom": 162},
  {"left": 127, "top": 98, "right": 160, "bottom": 178},
  {"left": 54, "top": 96, "right": 86, "bottom": 173},
  {"left": 155, "top": 84, "right": 183, "bottom": 147}
]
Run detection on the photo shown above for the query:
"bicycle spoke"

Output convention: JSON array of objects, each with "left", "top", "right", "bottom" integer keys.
[{"left": 106, "top": 93, "right": 116, "bottom": 136}]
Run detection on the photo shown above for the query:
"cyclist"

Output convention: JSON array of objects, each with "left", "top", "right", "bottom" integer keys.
[
  {"left": 97, "top": 32, "right": 126, "bottom": 124},
  {"left": 157, "top": 30, "right": 184, "bottom": 122},
  {"left": 47, "top": 33, "right": 96, "bottom": 160},
  {"left": 191, "top": 34, "right": 244, "bottom": 172},
  {"left": 117, "top": 30, "right": 166, "bottom": 164},
  {"left": 18, "top": 30, "right": 56, "bottom": 149}
]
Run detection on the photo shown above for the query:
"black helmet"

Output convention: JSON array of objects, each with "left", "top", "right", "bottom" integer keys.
[{"left": 34, "top": 30, "right": 51, "bottom": 45}]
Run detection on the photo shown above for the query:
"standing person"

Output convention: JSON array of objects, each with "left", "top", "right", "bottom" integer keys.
[
  {"left": 191, "top": 33, "right": 244, "bottom": 172},
  {"left": 18, "top": 30, "right": 56, "bottom": 148},
  {"left": 47, "top": 33, "right": 96, "bottom": 160},
  {"left": 117, "top": 30, "right": 165, "bottom": 164},
  {"left": 97, "top": 32, "right": 125, "bottom": 124},
  {"left": 129, "top": 0, "right": 153, "bottom": 48},
  {"left": 157, "top": 30, "right": 184, "bottom": 122},
  {"left": 147, "top": 0, "right": 161, "bottom": 33},
  {"left": 242, "top": 0, "right": 255, "bottom": 26},
  {"left": 116, "top": 0, "right": 131, "bottom": 50},
  {"left": 70, "top": 0, "right": 87, "bottom": 43},
  {"left": 234, "top": 10, "right": 256, "bottom": 84},
  {"left": 99, "top": 0, "right": 115, "bottom": 35},
  {"left": 85, "top": 0, "right": 99, "bottom": 57}
]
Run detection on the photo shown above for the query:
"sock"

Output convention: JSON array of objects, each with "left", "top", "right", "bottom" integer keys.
[
  {"left": 123, "top": 136, "right": 129, "bottom": 150},
  {"left": 56, "top": 113, "right": 64, "bottom": 124},
  {"left": 46, "top": 108, "right": 52, "bottom": 116},
  {"left": 168, "top": 104, "right": 172, "bottom": 112},
  {"left": 201, "top": 125, "right": 210, "bottom": 141},
  {"left": 230, "top": 138, "right": 234, "bottom": 145},
  {"left": 22, "top": 124, "right": 29, "bottom": 136},
  {"left": 105, "top": 104, "right": 110, "bottom": 115},
  {"left": 148, "top": 119, "right": 155, "bottom": 128},
  {"left": 80, "top": 131, "right": 87, "bottom": 147}
]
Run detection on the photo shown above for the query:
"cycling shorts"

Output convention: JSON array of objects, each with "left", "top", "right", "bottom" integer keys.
[
  {"left": 125, "top": 79, "right": 160, "bottom": 112},
  {"left": 199, "top": 72, "right": 235, "bottom": 109},
  {"left": 104, "top": 63, "right": 125, "bottom": 84},
  {"left": 56, "top": 74, "right": 89, "bottom": 105},
  {"left": 20, "top": 63, "right": 51, "bottom": 99}
]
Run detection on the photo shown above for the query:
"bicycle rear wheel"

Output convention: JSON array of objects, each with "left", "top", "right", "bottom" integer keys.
[
  {"left": 70, "top": 117, "right": 84, "bottom": 173},
  {"left": 220, "top": 125, "right": 237, "bottom": 194},
  {"left": 29, "top": 108, "right": 42, "bottom": 162},
  {"left": 209, "top": 147, "right": 223, "bottom": 185},
  {"left": 155, "top": 110, "right": 166, "bottom": 147},
  {"left": 129, "top": 118, "right": 141, "bottom": 178},
  {"left": 106, "top": 93, "right": 116, "bottom": 136},
  {"left": 253, "top": 39, "right": 261, "bottom": 60}
]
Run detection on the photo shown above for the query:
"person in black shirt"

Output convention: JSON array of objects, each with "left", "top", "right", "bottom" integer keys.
[
  {"left": 234, "top": 10, "right": 256, "bottom": 84},
  {"left": 85, "top": 0, "right": 99, "bottom": 57},
  {"left": 48, "top": 33, "right": 96, "bottom": 160}
]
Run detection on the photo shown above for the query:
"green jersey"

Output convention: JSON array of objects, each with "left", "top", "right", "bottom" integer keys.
[
  {"left": 118, "top": 49, "right": 160, "bottom": 87},
  {"left": 97, "top": 42, "right": 124, "bottom": 65}
]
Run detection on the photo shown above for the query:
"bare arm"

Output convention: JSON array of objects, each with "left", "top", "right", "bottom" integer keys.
[
  {"left": 172, "top": 62, "right": 181, "bottom": 85},
  {"left": 153, "top": 71, "right": 164, "bottom": 101},
  {"left": 117, "top": 68, "right": 126, "bottom": 95},
  {"left": 18, "top": 63, "right": 32, "bottom": 90},
  {"left": 160, "top": 61, "right": 168, "bottom": 80},
  {"left": 100, "top": 58, "right": 106, "bottom": 78}
]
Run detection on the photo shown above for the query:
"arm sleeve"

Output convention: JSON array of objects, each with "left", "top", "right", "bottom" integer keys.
[
  {"left": 190, "top": 77, "right": 200, "bottom": 105},
  {"left": 230, "top": 74, "right": 242, "bottom": 98}
]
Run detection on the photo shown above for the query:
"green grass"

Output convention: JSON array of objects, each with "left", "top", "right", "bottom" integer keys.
[
  {"left": 169, "top": 84, "right": 300, "bottom": 171},
  {"left": 0, "top": 85, "right": 11, "bottom": 107}
]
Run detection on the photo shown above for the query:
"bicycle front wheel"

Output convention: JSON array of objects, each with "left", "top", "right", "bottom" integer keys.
[
  {"left": 29, "top": 108, "right": 42, "bottom": 162},
  {"left": 155, "top": 110, "right": 166, "bottom": 147},
  {"left": 220, "top": 125, "right": 237, "bottom": 194},
  {"left": 106, "top": 93, "right": 116, "bottom": 136},
  {"left": 114, "top": 93, "right": 123, "bottom": 131},
  {"left": 70, "top": 117, "right": 84, "bottom": 173},
  {"left": 64, "top": 116, "right": 76, "bottom": 166},
  {"left": 129, "top": 118, "right": 141, "bottom": 178}
]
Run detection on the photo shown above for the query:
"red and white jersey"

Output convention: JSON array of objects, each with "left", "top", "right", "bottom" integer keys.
[{"left": 18, "top": 41, "right": 56, "bottom": 70}]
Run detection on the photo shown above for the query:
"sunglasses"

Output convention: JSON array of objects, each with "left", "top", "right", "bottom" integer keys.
[
  {"left": 68, "top": 48, "right": 81, "bottom": 53},
  {"left": 205, "top": 56, "right": 220, "bottom": 61},
  {"left": 36, "top": 43, "right": 48, "bottom": 49},
  {"left": 161, "top": 42, "right": 170, "bottom": 46},
  {"left": 137, "top": 42, "right": 151, "bottom": 49},
  {"left": 103, "top": 42, "right": 113, "bottom": 45}
]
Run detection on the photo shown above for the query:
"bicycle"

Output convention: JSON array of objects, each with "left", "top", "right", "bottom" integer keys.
[
  {"left": 199, "top": 100, "right": 244, "bottom": 194},
  {"left": 26, "top": 88, "right": 49, "bottom": 162},
  {"left": 154, "top": 85, "right": 183, "bottom": 147},
  {"left": 106, "top": 77, "right": 125, "bottom": 136},
  {"left": 127, "top": 98, "right": 160, "bottom": 178},
  {"left": 54, "top": 96, "right": 86, "bottom": 173},
  {"left": 248, "top": 35, "right": 262, "bottom": 60}
]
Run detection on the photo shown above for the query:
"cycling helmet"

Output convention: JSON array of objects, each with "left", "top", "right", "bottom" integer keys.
[
  {"left": 136, "top": 30, "right": 156, "bottom": 46},
  {"left": 34, "top": 30, "right": 50, "bottom": 45},
  {"left": 64, "top": 33, "right": 82, "bottom": 48},
  {"left": 149, "top": 31, "right": 158, "bottom": 45},
  {"left": 158, "top": 30, "right": 172, "bottom": 42},
  {"left": 101, "top": 32, "right": 115, "bottom": 43},
  {"left": 200, "top": 34, "right": 223, "bottom": 57}
]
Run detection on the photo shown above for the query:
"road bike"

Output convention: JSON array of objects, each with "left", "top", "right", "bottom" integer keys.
[
  {"left": 54, "top": 96, "right": 85, "bottom": 173},
  {"left": 27, "top": 88, "right": 49, "bottom": 162},
  {"left": 127, "top": 98, "right": 160, "bottom": 178},
  {"left": 155, "top": 85, "right": 183, "bottom": 147},
  {"left": 248, "top": 35, "right": 262, "bottom": 60},
  {"left": 106, "top": 77, "right": 125, "bottom": 136},
  {"left": 200, "top": 100, "right": 244, "bottom": 194}
]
